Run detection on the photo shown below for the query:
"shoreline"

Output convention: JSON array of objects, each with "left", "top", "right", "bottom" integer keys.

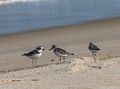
[{"left": 0, "top": 16, "right": 120, "bottom": 36}]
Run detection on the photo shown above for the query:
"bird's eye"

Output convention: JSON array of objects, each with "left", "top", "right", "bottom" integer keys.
[{"left": 37, "top": 47, "right": 41, "bottom": 50}]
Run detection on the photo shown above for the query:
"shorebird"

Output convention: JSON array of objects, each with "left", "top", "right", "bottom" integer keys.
[
  {"left": 88, "top": 42, "right": 100, "bottom": 56},
  {"left": 22, "top": 46, "right": 45, "bottom": 66},
  {"left": 88, "top": 42, "right": 100, "bottom": 62},
  {"left": 49, "top": 45, "right": 74, "bottom": 63}
]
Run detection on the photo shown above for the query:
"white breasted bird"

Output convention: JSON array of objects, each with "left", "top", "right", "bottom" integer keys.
[{"left": 22, "top": 46, "right": 45, "bottom": 66}]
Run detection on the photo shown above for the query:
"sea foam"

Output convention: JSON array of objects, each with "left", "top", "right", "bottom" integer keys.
[{"left": 0, "top": 0, "right": 55, "bottom": 5}]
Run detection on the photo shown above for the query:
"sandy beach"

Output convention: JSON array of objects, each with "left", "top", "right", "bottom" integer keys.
[{"left": 0, "top": 17, "right": 120, "bottom": 89}]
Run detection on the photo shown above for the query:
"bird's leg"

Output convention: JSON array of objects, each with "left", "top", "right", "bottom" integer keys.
[
  {"left": 92, "top": 53, "right": 96, "bottom": 63},
  {"left": 93, "top": 57, "right": 96, "bottom": 63},
  {"left": 60, "top": 57, "right": 62, "bottom": 63},
  {"left": 92, "top": 52, "right": 95, "bottom": 56},
  {"left": 63, "top": 57, "right": 65, "bottom": 63},
  {"left": 35, "top": 59, "right": 37, "bottom": 66},
  {"left": 94, "top": 53, "right": 96, "bottom": 56},
  {"left": 63, "top": 57, "right": 65, "bottom": 60},
  {"left": 32, "top": 59, "right": 34, "bottom": 67}
]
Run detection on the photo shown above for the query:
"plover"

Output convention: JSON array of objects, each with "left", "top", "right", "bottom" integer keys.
[
  {"left": 49, "top": 45, "right": 74, "bottom": 63},
  {"left": 88, "top": 42, "right": 100, "bottom": 56},
  {"left": 22, "top": 46, "right": 45, "bottom": 66}
]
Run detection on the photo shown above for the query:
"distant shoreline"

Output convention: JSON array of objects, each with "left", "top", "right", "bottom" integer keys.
[{"left": 0, "top": 16, "right": 120, "bottom": 36}]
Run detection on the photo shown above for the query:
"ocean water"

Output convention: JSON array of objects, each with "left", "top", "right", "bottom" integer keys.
[{"left": 0, "top": 0, "right": 120, "bottom": 34}]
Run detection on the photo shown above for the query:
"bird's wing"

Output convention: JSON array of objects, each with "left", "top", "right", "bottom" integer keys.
[
  {"left": 90, "top": 44, "right": 100, "bottom": 50},
  {"left": 27, "top": 50, "right": 39, "bottom": 56},
  {"left": 55, "top": 48, "right": 69, "bottom": 54}
]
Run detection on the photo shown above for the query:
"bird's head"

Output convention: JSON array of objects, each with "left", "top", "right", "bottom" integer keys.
[
  {"left": 89, "top": 42, "right": 93, "bottom": 45},
  {"left": 36, "top": 46, "right": 45, "bottom": 52},
  {"left": 49, "top": 45, "right": 56, "bottom": 51}
]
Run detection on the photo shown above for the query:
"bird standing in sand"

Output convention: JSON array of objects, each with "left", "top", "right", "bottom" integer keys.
[
  {"left": 22, "top": 46, "right": 45, "bottom": 66},
  {"left": 88, "top": 42, "right": 100, "bottom": 62},
  {"left": 49, "top": 45, "right": 74, "bottom": 63},
  {"left": 88, "top": 42, "right": 100, "bottom": 56}
]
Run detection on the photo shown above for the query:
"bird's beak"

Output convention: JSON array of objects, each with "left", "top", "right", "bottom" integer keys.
[{"left": 49, "top": 47, "right": 53, "bottom": 51}]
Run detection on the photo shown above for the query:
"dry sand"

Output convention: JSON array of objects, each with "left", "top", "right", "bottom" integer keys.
[
  {"left": 0, "top": 57, "right": 120, "bottom": 89},
  {"left": 0, "top": 17, "right": 120, "bottom": 89}
]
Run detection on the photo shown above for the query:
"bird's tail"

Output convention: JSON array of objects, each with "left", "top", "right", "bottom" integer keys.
[
  {"left": 22, "top": 53, "right": 27, "bottom": 56},
  {"left": 98, "top": 48, "right": 101, "bottom": 50},
  {"left": 68, "top": 53, "right": 74, "bottom": 55}
]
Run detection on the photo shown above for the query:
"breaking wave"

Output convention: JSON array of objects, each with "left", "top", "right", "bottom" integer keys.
[{"left": 0, "top": 0, "right": 56, "bottom": 5}]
